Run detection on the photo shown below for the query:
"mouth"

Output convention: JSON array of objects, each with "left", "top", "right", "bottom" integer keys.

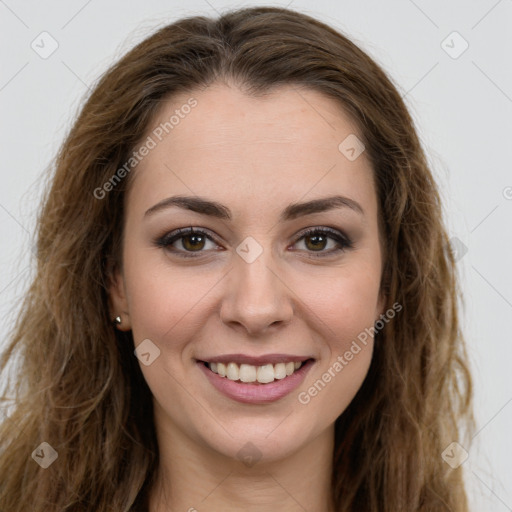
[
  {"left": 196, "top": 355, "right": 316, "bottom": 404},
  {"left": 201, "top": 359, "right": 311, "bottom": 384}
]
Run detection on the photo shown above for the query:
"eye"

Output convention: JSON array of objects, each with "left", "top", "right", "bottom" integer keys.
[
  {"left": 154, "top": 226, "right": 353, "bottom": 259},
  {"left": 155, "top": 227, "right": 219, "bottom": 258},
  {"left": 291, "top": 227, "right": 353, "bottom": 258}
]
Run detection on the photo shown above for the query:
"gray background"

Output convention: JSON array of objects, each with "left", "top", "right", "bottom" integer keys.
[{"left": 1, "top": 0, "right": 511, "bottom": 509}]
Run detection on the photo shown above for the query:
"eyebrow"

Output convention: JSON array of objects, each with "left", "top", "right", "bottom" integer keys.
[{"left": 144, "top": 194, "right": 364, "bottom": 221}]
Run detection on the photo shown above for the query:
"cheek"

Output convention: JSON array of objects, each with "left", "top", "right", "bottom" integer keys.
[
  {"left": 313, "top": 261, "right": 381, "bottom": 347},
  {"left": 318, "top": 295, "right": 376, "bottom": 385},
  {"left": 299, "top": 258, "right": 380, "bottom": 408},
  {"left": 124, "top": 230, "right": 382, "bottom": 347},
  {"left": 122, "top": 248, "right": 215, "bottom": 346}
]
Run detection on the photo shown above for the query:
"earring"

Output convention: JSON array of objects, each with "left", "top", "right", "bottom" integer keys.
[{"left": 113, "top": 316, "right": 122, "bottom": 325}]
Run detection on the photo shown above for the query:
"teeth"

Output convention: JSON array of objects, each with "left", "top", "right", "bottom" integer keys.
[
  {"left": 239, "top": 364, "right": 257, "bottom": 383},
  {"left": 274, "top": 363, "right": 286, "bottom": 380},
  {"left": 226, "top": 362, "right": 239, "bottom": 381},
  {"left": 207, "top": 360, "right": 306, "bottom": 383},
  {"left": 257, "top": 364, "right": 275, "bottom": 383},
  {"left": 217, "top": 362, "right": 226, "bottom": 377}
]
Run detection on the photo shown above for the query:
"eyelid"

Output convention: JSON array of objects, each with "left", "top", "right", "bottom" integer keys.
[
  {"left": 156, "top": 227, "right": 220, "bottom": 247},
  {"left": 154, "top": 225, "right": 353, "bottom": 258},
  {"left": 292, "top": 226, "right": 352, "bottom": 246}
]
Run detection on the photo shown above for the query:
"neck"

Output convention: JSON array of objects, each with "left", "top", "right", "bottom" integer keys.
[{"left": 148, "top": 413, "right": 335, "bottom": 512}]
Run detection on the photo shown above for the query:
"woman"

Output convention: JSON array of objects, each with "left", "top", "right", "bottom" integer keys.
[{"left": 0, "top": 6, "right": 475, "bottom": 511}]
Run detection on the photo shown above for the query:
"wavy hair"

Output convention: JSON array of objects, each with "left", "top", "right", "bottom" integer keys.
[{"left": 0, "top": 6, "right": 475, "bottom": 511}]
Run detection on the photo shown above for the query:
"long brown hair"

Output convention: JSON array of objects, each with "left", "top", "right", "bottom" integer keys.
[{"left": 0, "top": 6, "right": 475, "bottom": 511}]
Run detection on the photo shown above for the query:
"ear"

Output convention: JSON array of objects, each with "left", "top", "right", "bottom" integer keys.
[{"left": 106, "top": 259, "right": 132, "bottom": 331}]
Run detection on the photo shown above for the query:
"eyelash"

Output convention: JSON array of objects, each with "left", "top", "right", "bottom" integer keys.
[{"left": 154, "top": 226, "right": 353, "bottom": 259}]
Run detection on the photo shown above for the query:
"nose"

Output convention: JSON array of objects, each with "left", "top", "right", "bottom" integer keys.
[{"left": 219, "top": 251, "right": 294, "bottom": 336}]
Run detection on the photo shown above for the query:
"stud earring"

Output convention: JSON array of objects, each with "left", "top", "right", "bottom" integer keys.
[{"left": 113, "top": 316, "right": 122, "bottom": 326}]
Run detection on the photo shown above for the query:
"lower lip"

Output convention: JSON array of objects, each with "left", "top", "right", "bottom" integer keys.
[{"left": 197, "top": 360, "right": 315, "bottom": 404}]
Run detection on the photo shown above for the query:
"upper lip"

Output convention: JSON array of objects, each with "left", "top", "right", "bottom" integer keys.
[{"left": 197, "top": 353, "right": 314, "bottom": 366}]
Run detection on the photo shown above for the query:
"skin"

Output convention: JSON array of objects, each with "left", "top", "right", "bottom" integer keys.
[{"left": 109, "top": 82, "right": 386, "bottom": 512}]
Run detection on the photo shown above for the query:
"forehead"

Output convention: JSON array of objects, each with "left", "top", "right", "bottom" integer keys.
[
  {"left": 152, "top": 83, "right": 361, "bottom": 153},
  {"left": 126, "top": 83, "right": 376, "bottom": 221}
]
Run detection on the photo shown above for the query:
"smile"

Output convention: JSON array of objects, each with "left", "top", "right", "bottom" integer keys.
[
  {"left": 206, "top": 360, "right": 304, "bottom": 384},
  {"left": 196, "top": 356, "right": 316, "bottom": 404}
]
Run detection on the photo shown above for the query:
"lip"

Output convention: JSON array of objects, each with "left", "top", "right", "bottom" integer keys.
[
  {"left": 198, "top": 353, "right": 312, "bottom": 366},
  {"left": 196, "top": 358, "right": 315, "bottom": 404}
]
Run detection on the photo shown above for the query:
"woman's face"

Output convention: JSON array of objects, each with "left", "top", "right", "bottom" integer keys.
[{"left": 110, "top": 83, "right": 385, "bottom": 464}]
